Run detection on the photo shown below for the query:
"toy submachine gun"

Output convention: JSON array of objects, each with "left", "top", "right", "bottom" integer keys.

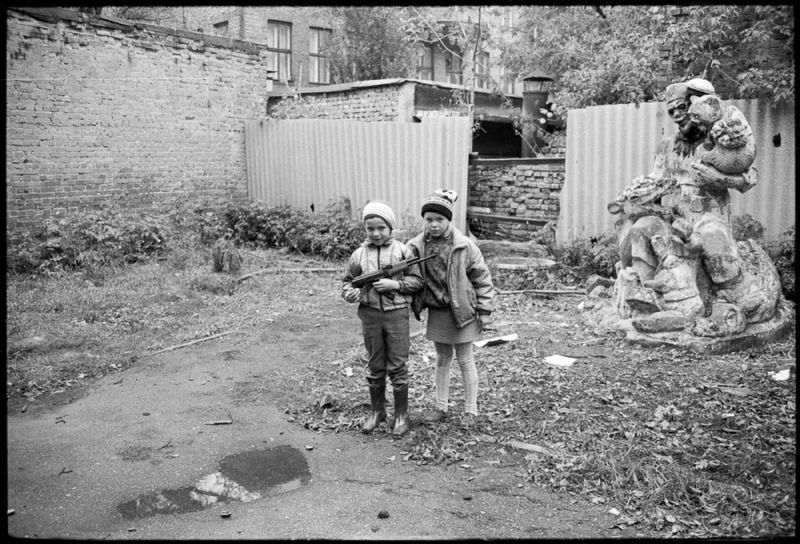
[{"left": 351, "top": 254, "right": 435, "bottom": 289}]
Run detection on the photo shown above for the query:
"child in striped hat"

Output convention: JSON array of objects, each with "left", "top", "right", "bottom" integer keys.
[
  {"left": 341, "top": 200, "right": 423, "bottom": 437},
  {"left": 407, "top": 190, "right": 495, "bottom": 429}
]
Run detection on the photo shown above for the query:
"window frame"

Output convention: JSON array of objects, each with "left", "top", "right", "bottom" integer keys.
[
  {"left": 445, "top": 51, "right": 463, "bottom": 86},
  {"left": 475, "top": 51, "right": 490, "bottom": 90},
  {"left": 309, "top": 27, "right": 331, "bottom": 84},
  {"left": 267, "top": 19, "right": 292, "bottom": 82},
  {"left": 416, "top": 44, "right": 434, "bottom": 81}
]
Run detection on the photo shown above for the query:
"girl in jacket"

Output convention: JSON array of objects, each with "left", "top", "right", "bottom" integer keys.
[
  {"left": 407, "top": 190, "right": 495, "bottom": 427},
  {"left": 342, "top": 201, "right": 423, "bottom": 437}
]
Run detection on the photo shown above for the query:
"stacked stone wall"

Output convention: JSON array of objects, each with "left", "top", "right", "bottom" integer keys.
[
  {"left": 6, "top": 7, "right": 273, "bottom": 231},
  {"left": 468, "top": 158, "right": 565, "bottom": 237}
]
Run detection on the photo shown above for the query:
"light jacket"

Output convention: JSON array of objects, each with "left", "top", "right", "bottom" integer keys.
[
  {"left": 342, "top": 237, "right": 423, "bottom": 311},
  {"left": 406, "top": 226, "right": 495, "bottom": 328}
]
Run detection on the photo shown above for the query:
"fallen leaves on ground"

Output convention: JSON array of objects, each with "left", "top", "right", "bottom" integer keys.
[{"left": 292, "top": 292, "right": 796, "bottom": 539}]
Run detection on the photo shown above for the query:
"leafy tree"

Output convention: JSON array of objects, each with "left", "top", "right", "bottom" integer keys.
[
  {"left": 74, "top": 6, "right": 174, "bottom": 22},
  {"left": 504, "top": 5, "right": 794, "bottom": 110},
  {"left": 665, "top": 5, "right": 794, "bottom": 103},
  {"left": 322, "top": 7, "right": 422, "bottom": 83}
]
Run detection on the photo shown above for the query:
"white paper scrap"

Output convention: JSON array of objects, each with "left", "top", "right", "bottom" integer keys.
[
  {"left": 543, "top": 354, "right": 576, "bottom": 367},
  {"left": 770, "top": 368, "right": 790, "bottom": 381}
]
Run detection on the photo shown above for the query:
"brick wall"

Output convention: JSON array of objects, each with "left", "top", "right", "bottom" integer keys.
[
  {"left": 468, "top": 158, "right": 565, "bottom": 237},
  {"left": 267, "top": 85, "right": 405, "bottom": 121},
  {"left": 6, "top": 7, "right": 274, "bottom": 231}
]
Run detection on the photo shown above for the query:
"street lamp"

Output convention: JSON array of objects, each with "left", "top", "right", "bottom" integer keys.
[{"left": 520, "top": 71, "right": 554, "bottom": 157}]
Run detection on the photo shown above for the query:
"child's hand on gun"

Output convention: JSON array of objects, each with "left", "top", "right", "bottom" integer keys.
[
  {"left": 343, "top": 286, "right": 361, "bottom": 303},
  {"left": 372, "top": 279, "right": 400, "bottom": 293}
]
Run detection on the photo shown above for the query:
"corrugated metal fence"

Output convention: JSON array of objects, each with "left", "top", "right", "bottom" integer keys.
[
  {"left": 559, "top": 98, "right": 795, "bottom": 243},
  {"left": 245, "top": 117, "right": 473, "bottom": 233}
]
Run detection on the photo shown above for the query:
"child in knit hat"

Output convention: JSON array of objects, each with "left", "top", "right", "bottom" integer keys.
[
  {"left": 407, "top": 190, "right": 495, "bottom": 429},
  {"left": 341, "top": 200, "right": 423, "bottom": 437}
]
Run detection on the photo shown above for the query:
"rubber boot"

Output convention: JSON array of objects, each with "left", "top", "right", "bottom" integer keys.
[
  {"left": 392, "top": 387, "right": 409, "bottom": 437},
  {"left": 361, "top": 385, "right": 386, "bottom": 434}
]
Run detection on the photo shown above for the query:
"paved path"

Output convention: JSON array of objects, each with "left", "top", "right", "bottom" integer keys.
[{"left": 7, "top": 335, "right": 637, "bottom": 539}]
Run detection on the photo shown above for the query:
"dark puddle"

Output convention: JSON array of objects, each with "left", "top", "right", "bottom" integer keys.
[{"left": 117, "top": 445, "right": 310, "bottom": 519}]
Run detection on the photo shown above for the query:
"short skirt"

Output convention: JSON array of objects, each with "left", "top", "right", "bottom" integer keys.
[{"left": 425, "top": 307, "right": 482, "bottom": 344}]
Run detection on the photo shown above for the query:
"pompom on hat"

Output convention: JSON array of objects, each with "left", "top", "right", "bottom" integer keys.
[
  {"left": 362, "top": 200, "right": 396, "bottom": 230},
  {"left": 421, "top": 189, "right": 458, "bottom": 221}
]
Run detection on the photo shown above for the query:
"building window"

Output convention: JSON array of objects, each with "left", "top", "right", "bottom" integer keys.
[
  {"left": 475, "top": 51, "right": 490, "bottom": 90},
  {"left": 445, "top": 51, "right": 463, "bottom": 86},
  {"left": 212, "top": 20, "right": 229, "bottom": 37},
  {"left": 416, "top": 45, "right": 434, "bottom": 80},
  {"left": 267, "top": 20, "right": 292, "bottom": 82},
  {"left": 500, "top": 66, "right": 517, "bottom": 95},
  {"left": 309, "top": 27, "right": 331, "bottom": 84}
]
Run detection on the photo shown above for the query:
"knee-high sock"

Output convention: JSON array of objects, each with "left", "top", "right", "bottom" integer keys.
[
  {"left": 455, "top": 342, "right": 478, "bottom": 415},
  {"left": 434, "top": 342, "right": 453, "bottom": 411}
]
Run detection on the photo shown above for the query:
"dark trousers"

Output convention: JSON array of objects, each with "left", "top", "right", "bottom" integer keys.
[{"left": 357, "top": 305, "right": 409, "bottom": 389}]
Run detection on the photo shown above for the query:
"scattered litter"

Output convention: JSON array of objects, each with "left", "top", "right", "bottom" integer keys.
[
  {"left": 543, "top": 354, "right": 576, "bottom": 367},
  {"left": 503, "top": 440, "right": 556, "bottom": 456},
  {"left": 474, "top": 334, "right": 518, "bottom": 348},
  {"left": 55, "top": 415, "right": 66, "bottom": 424},
  {"left": 8, "top": 509, "right": 15, "bottom": 516},
  {"left": 459, "top": 464, "right": 471, "bottom": 469},
  {"left": 719, "top": 387, "right": 752, "bottom": 396},
  {"left": 377, "top": 510, "right": 390, "bottom": 519},
  {"left": 203, "top": 418, "right": 233, "bottom": 425},
  {"left": 770, "top": 369, "right": 791, "bottom": 381},
  {"left": 343, "top": 367, "right": 354, "bottom": 377},
  {"left": 609, "top": 508, "right": 621, "bottom": 516},
  {"left": 21, "top": 404, "right": 27, "bottom": 413}
]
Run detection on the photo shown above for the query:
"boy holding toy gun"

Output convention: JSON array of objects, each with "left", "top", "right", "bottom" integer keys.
[{"left": 342, "top": 201, "right": 424, "bottom": 437}]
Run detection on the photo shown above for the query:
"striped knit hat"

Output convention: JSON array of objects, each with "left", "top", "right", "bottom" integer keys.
[
  {"left": 362, "top": 200, "right": 396, "bottom": 230},
  {"left": 421, "top": 189, "right": 458, "bottom": 221}
]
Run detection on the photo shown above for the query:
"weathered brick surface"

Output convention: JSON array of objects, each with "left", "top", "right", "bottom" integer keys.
[
  {"left": 6, "top": 7, "right": 272, "bottom": 230},
  {"left": 468, "top": 158, "right": 565, "bottom": 236},
  {"left": 267, "top": 86, "right": 405, "bottom": 121}
]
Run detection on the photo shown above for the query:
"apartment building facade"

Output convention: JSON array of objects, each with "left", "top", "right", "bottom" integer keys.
[{"left": 161, "top": 6, "right": 524, "bottom": 98}]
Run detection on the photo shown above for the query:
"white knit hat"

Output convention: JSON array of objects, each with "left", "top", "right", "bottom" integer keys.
[{"left": 362, "top": 200, "right": 396, "bottom": 230}]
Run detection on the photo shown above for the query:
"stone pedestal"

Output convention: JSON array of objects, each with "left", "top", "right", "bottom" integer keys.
[{"left": 624, "top": 299, "right": 794, "bottom": 354}]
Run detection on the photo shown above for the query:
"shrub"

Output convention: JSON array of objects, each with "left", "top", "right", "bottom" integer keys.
[
  {"left": 553, "top": 231, "right": 619, "bottom": 279},
  {"left": 222, "top": 200, "right": 364, "bottom": 260},
  {"left": 6, "top": 207, "right": 169, "bottom": 275},
  {"left": 764, "top": 225, "right": 796, "bottom": 301},
  {"left": 732, "top": 213, "right": 765, "bottom": 241}
]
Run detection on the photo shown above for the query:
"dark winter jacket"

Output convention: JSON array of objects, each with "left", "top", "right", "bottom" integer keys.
[{"left": 406, "top": 226, "right": 494, "bottom": 328}]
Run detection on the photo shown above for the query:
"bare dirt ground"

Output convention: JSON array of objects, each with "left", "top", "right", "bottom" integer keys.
[
  {"left": 6, "top": 267, "right": 643, "bottom": 539},
  {"left": 6, "top": 252, "right": 795, "bottom": 538}
]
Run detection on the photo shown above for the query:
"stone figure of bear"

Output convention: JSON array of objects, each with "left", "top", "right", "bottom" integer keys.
[{"left": 687, "top": 94, "right": 756, "bottom": 175}]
